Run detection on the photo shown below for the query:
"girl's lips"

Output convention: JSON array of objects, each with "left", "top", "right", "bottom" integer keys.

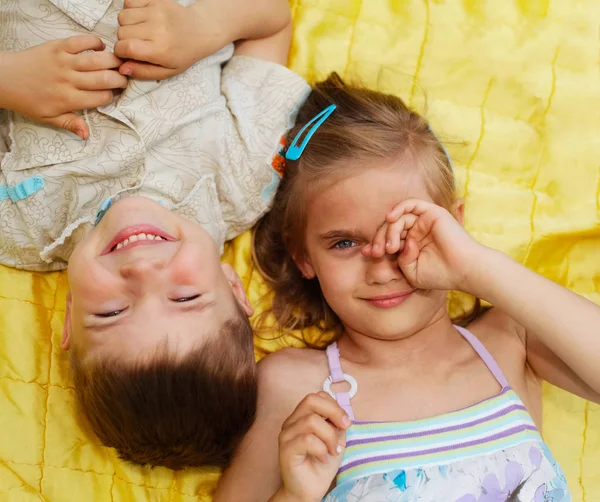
[
  {"left": 101, "top": 225, "right": 177, "bottom": 255},
  {"left": 363, "top": 290, "right": 416, "bottom": 309}
]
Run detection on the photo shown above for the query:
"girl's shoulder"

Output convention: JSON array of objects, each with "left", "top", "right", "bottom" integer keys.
[
  {"left": 468, "top": 307, "right": 526, "bottom": 345},
  {"left": 467, "top": 308, "right": 542, "bottom": 418},
  {"left": 257, "top": 347, "right": 331, "bottom": 409}
]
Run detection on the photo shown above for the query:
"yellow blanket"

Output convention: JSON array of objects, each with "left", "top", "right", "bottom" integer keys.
[{"left": 1, "top": 1, "right": 599, "bottom": 500}]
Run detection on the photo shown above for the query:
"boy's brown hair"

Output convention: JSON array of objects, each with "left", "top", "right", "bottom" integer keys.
[
  {"left": 254, "top": 73, "right": 484, "bottom": 346},
  {"left": 71, "top": 309, "right": 256, "bottom": 470}
]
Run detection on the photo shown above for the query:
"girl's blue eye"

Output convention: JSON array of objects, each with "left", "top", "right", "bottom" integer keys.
[{"left": 333, "top": 239, "right": 356, "bottom": 250}]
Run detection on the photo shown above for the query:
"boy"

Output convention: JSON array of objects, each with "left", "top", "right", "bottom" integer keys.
[{"left": 0, "top": 0, "right": 309, "bottom": 469}]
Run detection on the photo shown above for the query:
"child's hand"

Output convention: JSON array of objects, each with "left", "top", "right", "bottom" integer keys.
[
  {"left": 276, "top": 392, "right": 350, "bottom": 502},
  {"left": 115, "top": 0, "right": 225, "bottom": 80},
  {"left": 0, "top": 36, "right": 127, "bottom": 140},
  {"left": 363, "top": 199, "right": 487, "bottom": 292}
]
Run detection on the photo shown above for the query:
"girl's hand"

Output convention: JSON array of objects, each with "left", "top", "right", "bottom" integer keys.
[
  {"left": 363, "top": 199, "right": 487, "bottom": 292},
  {"left": 115, "top": 0, "right": 226, "bottom": 80},
  {"left": 276, "top": 392, "right": 350, "bottom": 502},
  {"left": 0, "top": 37, "right": 127, "bottom": 140}
]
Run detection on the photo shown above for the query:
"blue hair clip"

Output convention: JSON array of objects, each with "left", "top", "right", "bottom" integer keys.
[
  {"left": 94, "top": 197, "right": 113, "bottom": 226},
  {"left": 285, "top": 104, "right": 337, "bottom": 161}
]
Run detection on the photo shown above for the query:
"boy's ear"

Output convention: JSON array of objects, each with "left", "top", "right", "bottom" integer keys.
[
  {"left": 221, "top": 263, "right": 254, "bottom": 317},
  {"left": 453, "top": 198, "right": 465, "bottom": 226},
  {"left": 61, "top": 291, "right": 72, "bottom": 350}
]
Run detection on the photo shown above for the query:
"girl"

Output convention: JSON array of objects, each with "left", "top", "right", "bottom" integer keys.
[{"left": 214, "top": 74, "right": 600, "bottom": 501}]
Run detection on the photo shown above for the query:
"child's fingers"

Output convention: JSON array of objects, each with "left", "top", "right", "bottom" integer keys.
[
  {"left": 75, "top": 70, "right": 128, "bottom": 91},
  {"left": 283, "top": 392, "right": 351, "bottom": 431},
  {"left": 62, "top": 35, "right": 106, "bottom": 55},
  {"left": 281, "top": 433, "right": 330, "bottom": 464},
  {"left": 368, "top": 222, "right": 389, "bottom": 258},
  {"left": 385, "top": 213, "right": 418, "bottom": 254},
  {"left": 280, "top": 413, "right": 343, "bottom": 457},
  {"left": 123, "top": 0, "right": 151, "bottom": 8},
  {"left": 397, "top": 237, "right": 420, "bottom": 269},
  {"left": 44, "top": 113, "right": 89, "bottom": 140},
  {"left": 114, "top": 39, "right": 156, "bottom": 65},
  {"left": 118, "top": 6, "right": 148, "bottom": 26},
  {"left": 117, "top": 24, "right": 150, "bottom": 43},
  {"left": 386, "top": 198, "right": 435, "bottom": 222},
  {"left": 68, "top": 89, "right": 115, "bottom": 111},
  {"left": 118, "top": 61, "right": 175, "bottom": 80},
  {"left": 73, "top": 51, "right": 123, "bottom": 72}
]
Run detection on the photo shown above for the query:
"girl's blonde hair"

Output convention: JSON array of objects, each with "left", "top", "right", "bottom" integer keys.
[{"left": 254, "top": 73, "right": 482, "bottom": 347}]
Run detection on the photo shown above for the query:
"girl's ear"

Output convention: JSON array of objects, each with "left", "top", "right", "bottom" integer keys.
[
  {"left": 453, "top": 198, "right": 465, "bottom": 226},
  {"left": 292, "top": 254, "right": 316, "bottom": 279},
  {"left": 284, "top": 232, "right": 316, "bottom": 279}
]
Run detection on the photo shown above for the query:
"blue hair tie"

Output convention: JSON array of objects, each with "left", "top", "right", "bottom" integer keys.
[{"left": 285, "top": 104, "right": 337, "bottom": 161}]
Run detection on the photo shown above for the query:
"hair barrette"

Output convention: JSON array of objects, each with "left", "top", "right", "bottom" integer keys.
[{"left": 285, "top": 104, "right": 337, "bottom": 161}]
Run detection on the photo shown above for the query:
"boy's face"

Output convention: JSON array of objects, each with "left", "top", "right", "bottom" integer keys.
[{"left": 64, "top": 197, "right": 253, "bottom": 360}]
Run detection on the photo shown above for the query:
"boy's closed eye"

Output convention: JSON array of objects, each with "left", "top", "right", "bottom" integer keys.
[{"left": 94, "top": 294, "right": 202, "bottom": 318}]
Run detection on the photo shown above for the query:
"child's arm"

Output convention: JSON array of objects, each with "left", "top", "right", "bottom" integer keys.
[
  {"left": 468, "top": 249, "right": 600, "bottom": 403},
  {"left": 115, "top": 0, "right": 291, "bottom": 80},
  {"left": 0, "top": 36, "right": 127, "bottom": 139},
  {"left": 367, "top": 199, "right": 600, "bottom": 404},
  {"left": 214, "top": 351, "right": 348, "bottom": 502}
]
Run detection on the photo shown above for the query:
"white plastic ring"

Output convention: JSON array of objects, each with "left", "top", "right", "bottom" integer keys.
[{"left": 322, "top": 374, "right": 358, "bottom": 399}]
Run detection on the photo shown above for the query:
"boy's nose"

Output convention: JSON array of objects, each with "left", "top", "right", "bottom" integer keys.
[{"left": 120, "top": 257, "right": 167, "bottom": 278}]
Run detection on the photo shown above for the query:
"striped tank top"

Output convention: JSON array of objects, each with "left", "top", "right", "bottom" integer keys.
[{"left": 322, "top": 326, "right": 570, "bottom": 502}]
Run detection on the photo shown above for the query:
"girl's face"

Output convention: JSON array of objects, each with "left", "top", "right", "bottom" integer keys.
[{"left": 298, "top": 164, "right": 449, "bottom": 340}]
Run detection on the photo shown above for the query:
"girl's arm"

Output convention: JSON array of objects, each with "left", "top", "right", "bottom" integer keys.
[
  {"left": 214, "top": 351, "right": 308, "bottom": 502},
  {"left": 368, "top": 198, "right": 600, "bottom": 404},
  {"left": 468, "top": 249, "right": 600, "bottom": 403}
]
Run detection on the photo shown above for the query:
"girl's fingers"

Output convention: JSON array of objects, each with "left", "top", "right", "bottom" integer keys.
[
  {"left": 281, "top": 433, "right": 330, "bottom": 464},
  {"left": 368, "top": 221, "right": 389, "bottom": 258},
  {"left": 385, "top": 213, "right": 418, "bottom": 254},
  {"left": 280, "top": 413, "right": 343, "bottom": 457},
  {"left": 282, "top": 392, "right": 351, "bottom": 432},
  {"left": 387, "top": 198, "right": 436, "bottom": 222},
  {"left": 397, "top": 237, "right": 420, "bottom": 268}
]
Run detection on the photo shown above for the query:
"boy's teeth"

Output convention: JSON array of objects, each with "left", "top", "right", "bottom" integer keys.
[{"left": 112, "top": 233, "right": 165, "bottom": 251}]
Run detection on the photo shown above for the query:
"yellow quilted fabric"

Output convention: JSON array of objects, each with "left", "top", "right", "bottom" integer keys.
[{"left": 1, "top": 1, "right": 599, "bottom": 500}]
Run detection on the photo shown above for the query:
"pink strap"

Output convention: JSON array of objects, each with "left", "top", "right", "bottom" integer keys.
[
  {"left": 326, "top": 342, "right": 346, "bottom": 382},
  {"left": 324, "top": 342, "right": 355, "bottom": 421},
  {"left": 454, "top": 325, "right": 510, "bottom": 389}
]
